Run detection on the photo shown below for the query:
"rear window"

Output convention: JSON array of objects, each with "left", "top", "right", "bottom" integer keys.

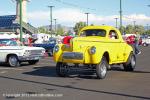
[{"left": 81, "top": 29, "right": 106, "bottom": 37}]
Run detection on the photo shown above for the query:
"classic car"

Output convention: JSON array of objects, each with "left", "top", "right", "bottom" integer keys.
[
  {"left": 0, "top": 39, "right": 45, "bottom": 67},
  {"left": 32, "top": 38, "right": 56, "bottom": 56},
  {"left": 53, "top": 26, "right": 136, "bottom": 79}
]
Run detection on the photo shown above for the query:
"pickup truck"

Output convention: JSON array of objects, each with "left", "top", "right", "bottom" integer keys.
[
  {"left": 32, "top": 38, "right": 56, "bottom": 56},
  {"left": 53, "top": 25, "right": 136, "bottom": 79},
  {"left": 0, "top": 39, "right": 45, "bottom": 67}
]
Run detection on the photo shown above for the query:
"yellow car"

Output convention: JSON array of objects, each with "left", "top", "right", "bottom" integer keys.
[{"left": 53, "top": 25, "right": 136, "bottom": 79}]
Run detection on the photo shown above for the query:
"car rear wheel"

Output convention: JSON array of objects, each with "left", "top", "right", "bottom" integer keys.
[
  {"left": 8, "top": 55, "right": 20, "bottom": 67},
  {"left": 96, "top": 57, "right": 107, "bottom": 79},
  {"left": 56, "top": 62, "right": 68, "bottom": 77},
  {"left": 123, "top": 53, "right": 136, "bottom": 71},
  {"left": 143, "top": 43, "right": 148, "bottom": 47}
]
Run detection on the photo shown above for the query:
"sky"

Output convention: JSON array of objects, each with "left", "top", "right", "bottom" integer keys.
[{"left": 0, "top": 0, "right": 150, "bottom": 27}]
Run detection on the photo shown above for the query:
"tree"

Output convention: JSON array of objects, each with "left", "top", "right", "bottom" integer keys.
[
  {"left": 145, "top": 30, "right": 150, "bottom": 35},
  {"left": 135, "top": 25, "right": 145, "bottom": 34},
  {"left": 73, "top": 22, "right": 86, "bottom": 35},
  {"left": 124, "top": 25, "right": 145, "bottom": 35},
  {"left": 56, "top": 25, "right": 65, "bottom": 36},
  {"left": 119, "top": 26, "right": 126, "bottom": 34},
  {"left": 38, "top": 27, "right": 49, "bottom": 34},
  {"left": 125, "top": 25, "right": 134, "bottom": 34}
]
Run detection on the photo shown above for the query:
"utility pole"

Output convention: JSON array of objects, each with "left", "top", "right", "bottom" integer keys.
[
  {"left": 114, "top": 18, "right": 118, "bottom": 28},
  {"left": 54, "top": 19, "right": 57, "bottom": 33},
  {"left": 48, "top": 6, "right": 54, "bottom": 37},
  {"left": 133, "top": 21, "right": 136, "bottom": 32},
  {"left": 19, "top": 0, "right": 23, "bottom": 43},
  {"left": 85, "top": 13, "right": 89, "bottom": 26},
  {"left": 133, "top": 21, "right": 136, "bottom": 27},
  {"left": 119, "top": 0, "right": 123, "bottom": 34},
  {"left": 147, "top": 24, "right": 149, "bottom": 31}
]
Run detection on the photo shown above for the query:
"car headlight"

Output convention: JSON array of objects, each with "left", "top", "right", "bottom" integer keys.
[
  {"left": 89, "top": 46, "right": 96, "bottom": 54},
  {"left": 24, "top": 50, "right": 31, "bottom": 56},
  {"left": 54, "top": 45, "right": 59, "bottom": 53},
  {"left": 42, "top": 49, "right": 46, "bottom": 55}
]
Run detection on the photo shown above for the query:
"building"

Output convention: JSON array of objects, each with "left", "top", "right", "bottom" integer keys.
[{"left": 0, "top": 0, "right": 37, "bottom": 36}]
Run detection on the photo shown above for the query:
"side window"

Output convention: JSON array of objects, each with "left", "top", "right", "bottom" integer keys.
[
  {"left": 80, "top": 31, "right": 86, "bottom": 37},
  {"left": 109, "top": 30, "right": 118, "bottom": 39}
]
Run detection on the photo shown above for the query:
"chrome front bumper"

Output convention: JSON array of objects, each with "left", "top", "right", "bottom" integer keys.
[
  {"left": 18, "top": 55, "right": 43, "bottom": 61},
  {"left": 62, "top": 52, "right": 83, "bottom": 60}
]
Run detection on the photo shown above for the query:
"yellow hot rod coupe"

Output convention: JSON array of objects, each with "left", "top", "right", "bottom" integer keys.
[{"left": 53, "top": 26, "right": 136, "bottom": 79}]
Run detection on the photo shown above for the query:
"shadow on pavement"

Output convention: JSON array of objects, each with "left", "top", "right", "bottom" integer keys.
[
  {"left": 23, "top": 65, "right": 150, "bottom": 79},
  {"left": 23, "top": 65, "right": 96, "bottom": 79},
  {"left": 0, "top": 62, "right": 31, "bottom": 67},
  {"left": 111, "top": 66, "right": 150, "bottom": 73},
  {"left": 23, "top": 66, "right": 57, "bottom": 77}
]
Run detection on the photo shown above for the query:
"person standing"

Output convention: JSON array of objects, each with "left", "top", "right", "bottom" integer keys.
[{"left": 134, "top": 31, "right": 141, "bottom": 55}]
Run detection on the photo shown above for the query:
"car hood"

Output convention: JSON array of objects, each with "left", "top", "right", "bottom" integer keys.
[
  {"left": 0, "top": 46, "right": 45, "bottom": 50},
  {"left": 72, "top": 37, "right": 107, "bottom": 52}
]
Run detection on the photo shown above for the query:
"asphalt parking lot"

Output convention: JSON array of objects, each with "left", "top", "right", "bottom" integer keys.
[{"left": 0, "top": 46, "right": 150, "bottom": 100}]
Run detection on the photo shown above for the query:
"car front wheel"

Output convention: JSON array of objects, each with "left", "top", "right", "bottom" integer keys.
[
  {"left": 56, "top": 62, "right": 68, "bottom": 77},
  {"left": 96, "top": 57, "right": 107, "bottom": 79},
  {"left": 8, "top": 55, "right": 20, "bottom": 67}
]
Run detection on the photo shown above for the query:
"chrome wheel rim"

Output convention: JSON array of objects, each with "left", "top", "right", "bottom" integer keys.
[
  {"left": 9, "top": 56, "right": 17, "bottom": 66},
  {"left": 131, "top": 56, "right": 135, "bottom": 68},
  {"left": 100, "top": 63, "right": 107, "bottom": 77}
]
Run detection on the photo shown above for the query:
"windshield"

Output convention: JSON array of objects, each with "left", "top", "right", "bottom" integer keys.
[
  {"left": 81, "top": 29, "right": 106, "bottom": 37},
  {"left": 43, "top": 39, "right": 56, "bottom": 44},
  {"left": 0, "top": 39, "right": 18, "bottom": 46}
]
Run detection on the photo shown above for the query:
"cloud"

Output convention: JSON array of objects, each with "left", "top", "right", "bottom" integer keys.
[{"left": 27, "top": 8, "right": 150, "bottom": 27}]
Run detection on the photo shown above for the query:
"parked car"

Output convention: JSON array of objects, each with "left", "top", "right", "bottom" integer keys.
[
  {"left": 32, "top": 38, "right": 56, "bottom": 56},
  {"left": 53, "top": 26, "right": 136, "bottom": 79},
  {"left": 0, "top": 39, "right": 45, "bottom": 67}
]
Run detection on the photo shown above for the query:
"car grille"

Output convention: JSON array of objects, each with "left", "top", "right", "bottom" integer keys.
[
  {"left": 30, "top": 50, "right": 42, "bottom": 55},
  {"left": 62, "top": 52, "right": 83, "bottom": 60}
]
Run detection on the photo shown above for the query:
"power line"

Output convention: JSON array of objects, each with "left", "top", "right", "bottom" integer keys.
[{"left": 53, "top": 0, "right": 96, "bottom": 11}]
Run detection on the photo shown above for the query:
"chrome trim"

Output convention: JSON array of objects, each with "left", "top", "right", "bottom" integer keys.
[
  {"left": 18, "top": 55, "right": 42, "bottom": 61},
  {"left": 62, "top": 52, "right": 83, "bottom": 60},
  {"left": 24, "top": 50, "right": 43, "bottom": 56}
]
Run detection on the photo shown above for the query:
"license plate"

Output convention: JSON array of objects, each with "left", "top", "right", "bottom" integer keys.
[{"left": 33, "top": 57, "right": 39, "bottom": 60}]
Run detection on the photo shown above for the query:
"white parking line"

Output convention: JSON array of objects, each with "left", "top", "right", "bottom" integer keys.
[
  {"left": 0, "top": 71, "right": 7, "bottom": 74},
  {"left": 0, "top": 68, "right": 24, "bottom": 71}
]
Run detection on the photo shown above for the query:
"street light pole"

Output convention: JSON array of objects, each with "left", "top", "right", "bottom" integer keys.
[
  {"left": 114, "top": 18, "right": 118, "bottom": 28},
  {"left": 48, "top": 6, "right": 54, "bottom": 37},
  {"left": 53, "top": 19, "right": 57, "bottom": 33},
  {"left": 19, "top": 0, "right": 23, "bottom": 43},
  {"left": 119, "top": 0, "right": 123, "bottom": 34},
  {"left": 85, "top": 13, "right": 89, "bottom": 26}
]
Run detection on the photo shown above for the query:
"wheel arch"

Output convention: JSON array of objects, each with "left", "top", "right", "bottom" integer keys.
[
  {"left": 6, "top": 54, "right": 19, "bottom": 62},
  {"left": 103, "top": 52, "right": 110, "bottom": 64}
]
